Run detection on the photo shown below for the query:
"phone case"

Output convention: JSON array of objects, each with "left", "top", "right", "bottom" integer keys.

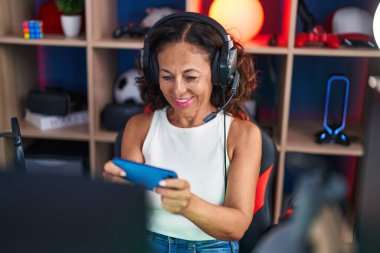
[{"left": 112, "top": 158, "right": 178, "bottom": 190}]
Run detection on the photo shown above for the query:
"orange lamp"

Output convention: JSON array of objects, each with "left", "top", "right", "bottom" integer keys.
[{"left": 209, "top": 0, "right": 264, "bottom": 42}]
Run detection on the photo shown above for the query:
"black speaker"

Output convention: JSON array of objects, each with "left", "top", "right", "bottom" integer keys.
[{"left": 101, "top": 100, "right": 144, "bottom": 131}]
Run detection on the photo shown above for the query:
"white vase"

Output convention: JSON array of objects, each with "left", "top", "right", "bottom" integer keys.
[{"left": 61, "top": 15, "right": 81, "bottom": 37}]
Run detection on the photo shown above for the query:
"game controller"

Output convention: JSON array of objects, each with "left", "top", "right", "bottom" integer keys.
[
  {"left": 112, "top": 24, "right": 149, "bottom": 38},
  {"left": 295, "top": 25, "right": 340, "bottom": 48},
  {"left": 340, "top": 38, "right": 377, "bottom": 48}
]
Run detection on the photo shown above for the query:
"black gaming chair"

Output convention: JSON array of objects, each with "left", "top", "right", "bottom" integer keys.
[
  {"left": 239, "top": 125, "right": 277, "bottom": 253},
  {"left": 114, "top": 120, "right": 277, "bottom": 253}
]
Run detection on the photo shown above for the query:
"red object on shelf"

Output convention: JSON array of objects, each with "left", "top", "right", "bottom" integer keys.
[
  {"left": 295, "top": 25, "right": 340, "bottom": 48},
  {"left": 37, "top": 0, "right": 63, "bottom": 34}
]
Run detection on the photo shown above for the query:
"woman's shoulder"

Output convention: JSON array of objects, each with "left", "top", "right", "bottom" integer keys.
[
  {"left": 230, "top": 117, "right": 260, "bottom": 134},
  {"left": 229, "top": 118, "right": 262, "bottom": 146},
  {"left": 122, "top": 112, "right": 154, "bottom": 147},
  {"left": 126, "top": 112, "right": 154, "bottom": 130}
]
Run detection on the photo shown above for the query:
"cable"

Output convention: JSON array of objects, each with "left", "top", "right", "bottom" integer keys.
[
  {"left": 222, "top": 86, "right": 228, "bottom": 195},
  {"left": 220, "top": 86, "right": 234, "bottom": 253}
]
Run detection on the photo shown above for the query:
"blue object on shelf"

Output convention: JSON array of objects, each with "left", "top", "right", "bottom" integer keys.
[{"left": 315, "top": 75, "right": 351, "bottom": 146}]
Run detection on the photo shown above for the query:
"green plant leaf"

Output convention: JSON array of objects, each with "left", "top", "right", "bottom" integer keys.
[{"left": 55, "top": 0, "right": 83, "bottom": 15}]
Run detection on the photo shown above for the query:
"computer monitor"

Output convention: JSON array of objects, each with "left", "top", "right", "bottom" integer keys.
[{"left": 0, "top": 171, "right": 148, "bottom": 253}]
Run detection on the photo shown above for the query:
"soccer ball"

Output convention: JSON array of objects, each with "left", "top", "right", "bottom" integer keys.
[{"left": 114, "top": 68, "right": 144, "bottom": 105}]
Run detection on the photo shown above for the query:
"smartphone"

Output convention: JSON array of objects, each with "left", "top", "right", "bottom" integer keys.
[{"left": 112, "top": 158, "right": 178, "bottom": 190}]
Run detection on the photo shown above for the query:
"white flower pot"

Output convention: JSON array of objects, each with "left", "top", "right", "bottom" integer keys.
[{"left": 61, "top": 15, "right": 81, "bottom": 37}]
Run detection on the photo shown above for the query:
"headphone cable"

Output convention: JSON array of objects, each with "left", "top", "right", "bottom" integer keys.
[{"left": 221, "top": 86, "right": 234, "bottom": 253}]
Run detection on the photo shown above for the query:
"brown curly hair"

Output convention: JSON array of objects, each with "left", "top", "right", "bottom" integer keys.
[{"left": 137, "top": 17, "right": 257, "bottom": 120}]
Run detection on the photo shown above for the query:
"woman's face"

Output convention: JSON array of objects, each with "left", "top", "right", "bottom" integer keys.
[{"left": 157, "top": 42, "right": 215, "bottom": 119}]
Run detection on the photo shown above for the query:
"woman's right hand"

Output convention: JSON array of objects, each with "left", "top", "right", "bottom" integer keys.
[{"left": 103, "top": 160, "right": 132, "bottom": 185}]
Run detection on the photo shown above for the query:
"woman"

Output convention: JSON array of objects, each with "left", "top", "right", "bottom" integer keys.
[{"left": 104, "top": 12, "right": 261, "bottom": 253}]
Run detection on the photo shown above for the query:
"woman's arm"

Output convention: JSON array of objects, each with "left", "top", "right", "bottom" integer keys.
[
  {"left": 103, "top": 113, "right": 152, "bottom": 182},
  {"left": 155, "top": 119, "right": 262, "bottom": 241}
]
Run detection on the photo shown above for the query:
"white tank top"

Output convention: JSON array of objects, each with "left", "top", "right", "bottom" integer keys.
[{"left": 142, "top": 107, "right": 234, "bottom": 240}]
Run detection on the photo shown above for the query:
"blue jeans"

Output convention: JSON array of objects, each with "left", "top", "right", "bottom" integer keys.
[{"left": 147, "top": 231, "right": 239, "bottom": 253}]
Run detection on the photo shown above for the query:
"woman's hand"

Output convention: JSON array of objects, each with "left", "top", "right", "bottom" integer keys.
[
  {"left": 103, "top": 160, "right": 132, "bottom": 185},
  {"left": 155, "top": 179, "right": 192, "bottom": 214}
]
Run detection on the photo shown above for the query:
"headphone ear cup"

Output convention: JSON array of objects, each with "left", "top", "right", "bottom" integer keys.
[
  {"left": 211, "top": 50, "right": 220, "bottom": 86},
  {"left": 227, "top": 47, "right": 238, "bottom": 84}
]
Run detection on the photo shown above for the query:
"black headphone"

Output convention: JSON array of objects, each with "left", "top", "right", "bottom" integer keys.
[{"left": 141, "top": 12, "right": 238, "bottom": 88}]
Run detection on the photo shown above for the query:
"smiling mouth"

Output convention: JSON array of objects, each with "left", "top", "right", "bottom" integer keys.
[{"left": 174, "top": 97, "right": 194, "bottom": 107}]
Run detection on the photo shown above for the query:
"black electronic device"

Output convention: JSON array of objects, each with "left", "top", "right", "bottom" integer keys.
[
  {"left": 113, "top": 24, "right": 149, "bottom": 38},
  {"left": 0, "top": 117, "right": 25, "bottom": 170},
  {"left": 140, "top": 12, "right": 240, "bottom": 123},
  {"left": 11, "top": 117, "right": 25, "bottom": 170},
  {"left": 26, "top": 88, "right": 86, "bottom": 116},
  {"left": 0, "top": 171, "right": 148, "bottom": 253},
  {"left": 101, "top": 100, "right": 144, "bottom": 131}
]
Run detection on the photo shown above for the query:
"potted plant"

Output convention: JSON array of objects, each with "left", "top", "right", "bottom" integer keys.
[{"left": 55, "top": 0, "right": 83, "bottom": 37}]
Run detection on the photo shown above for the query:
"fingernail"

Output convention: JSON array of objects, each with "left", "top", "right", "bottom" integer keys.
[
  {"left": 159, "top": 180, "right": 166, "bottom": 187},
  {"left": 120, "top": 171, "right": 126, "bottom": 177}
]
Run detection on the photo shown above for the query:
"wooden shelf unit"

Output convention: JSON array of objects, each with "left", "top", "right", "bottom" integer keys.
[
  {"left": 0, "top": 34, "right": 87, "bottom": 46},
  {"left": 0, "top": 0, "right": 377, "bottom": 223}
]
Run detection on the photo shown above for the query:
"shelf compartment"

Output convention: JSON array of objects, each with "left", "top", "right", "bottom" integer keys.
[
  {"left": 0, "top": 0, "right": 86, "bottom": 42},
  {"left": 91, "top": 48, "right": 140, "bottom": 135},
  {"left": 19, "top": 120, "right": 90, "bottom": 141},
  {"left": 92, "top": 0, "right": 186, "bottom": 41},
  {"left": 1, "top": 44, "right": 88, "bottom": 125},
  {"left": 287, "top": 120, "right": 364, "bottom": 156},
  {"left": 0, "top": 35, "right": 87, "bottom": 47},
  {"left": 91, "top": 0, "right": 291, "bottom": 53},
  {"left": 193, "top": 0, "right": 292, "bottom": 48},
  {"left": 292, "top": 0, "right": 379, "bottom": 51},
  {"left": 288, "top": 56, "right": 368, "bottom": 156}
]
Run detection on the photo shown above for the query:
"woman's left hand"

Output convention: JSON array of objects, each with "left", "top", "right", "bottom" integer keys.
[{"left": 155, "top": 179, "right": 192, "bottom": 214}]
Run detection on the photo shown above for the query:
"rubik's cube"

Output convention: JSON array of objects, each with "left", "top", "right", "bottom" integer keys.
[{"left": 23, "top": 20, "right": 43, "bottom": 39}]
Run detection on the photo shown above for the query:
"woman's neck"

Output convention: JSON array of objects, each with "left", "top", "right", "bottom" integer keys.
[{"left": 166, "top": 105, "right": 216, "bottom": 128}]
